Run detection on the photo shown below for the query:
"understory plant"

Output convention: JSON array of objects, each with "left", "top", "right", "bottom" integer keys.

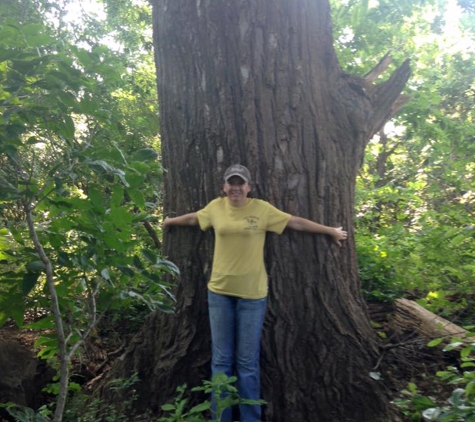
[
  {"left": 159, "top": 373, "right": 266, "bottom": 422},
  {"left": 394, "top": 335, "right": 475, "bottom": 421}
]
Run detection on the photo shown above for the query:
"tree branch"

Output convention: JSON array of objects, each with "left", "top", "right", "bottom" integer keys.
[
  {"left": 367, "top": 59, "right": 412, "bottom": 138},
  {"left": 390, "top": 94, "right": 412, "bottom": 116},
  {"left": 25, "top": 202, "right": 69, "bottom": 422},
  {"left": 364, "top": 52, "right": 393, "bottom": 84},
  {"left": 143, "top": 220, "right": 162, "bottom": 250}
]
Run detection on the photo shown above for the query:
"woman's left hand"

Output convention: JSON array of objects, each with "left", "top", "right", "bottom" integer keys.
[{"left": 332, "top": 227, "right": 348, "bottom": 247}]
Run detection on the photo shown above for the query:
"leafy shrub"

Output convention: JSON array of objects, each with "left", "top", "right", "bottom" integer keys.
[
  {"left": 394, "top": 336, "right": 475, "bottom": 421},
  {"left": 159, "top": 373, "right": 266, "bottom": 422},
  {"left": 422, "top": 338, "right": 475, "bottom": 421}
]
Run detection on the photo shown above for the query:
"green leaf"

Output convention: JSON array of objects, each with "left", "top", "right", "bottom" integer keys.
[
  {"left": 449, "top": 388, "right": 466, "bottom": 406},
  {"left": 109, "top": 206, "right": 134, "bottom": 226},
  {"left": 27, "top": 33, "right": 56, "bottom": 47},
  {"left": 124, "top": 172, "right": 145, "bottom": 189},
  {"left": 422, "top": 408, "right": 441, "bottom": 420},
  {"left": 88, "top": 160, "right": 114, "bottom": 173},
  {"left": 117, "top": 265, "right": 135, "bottom": 277},
  {"left": 0, "top": 175, "right": 19, "bottom": 198},
  {"left": 155, "top": 302, "right": 175, "bottom": 314},
  {"left": 57, "top": 251, "right": 71, "bottom": 267},
  {"left": 0, "top": 47, "right": 20, "bottom": 62},
  {"left": 450, "top": 234, "right": 467, "bottom": 247},
  {"left": 36, "top": 337, "right": 59, "bottom": 359},
  {"left": 428, "top": 338, "right": 444, "bottom": 347},
  {"left": 113, "top": 169, "right": 130, "bottom": 187},
  {"left": 188, "top": 401, "right": 211, "bottom": 414},
  {"left": 88, "top": 160, "right": 130, "bottom": 187},
  {"left": 89, "top": 188, "right": 105, "bottom": 213},
  {"left": 74, "top": 47, "right": 94, "bottom": 67},
  {"left": 101, "top": 269, "right": 111, "bottom": 281},
  {"left": 133, "top": 255, "right": 144, "bottom": 270},
  {"left": 54, "top": 115, "right": 75, "bottom": 143},
  {"left": 127, "top": 291, "right": 144, "bottom": 300},
  {"left": 21, "top": 23, "right": 44, "bottom": 36},
  {"left": 104, "top": 234, "right": 125, "bottom": 252},
  {"left": 0, "top": 288, "right": 24, "bottom": 327},
  {"left": 141, "top": 248, "right": 158, "bottom": 264},
  {"left": 68, "top": 382, "right": 81, "bottom": 392},
  {"left": 444, "top": 342, "right": 464, "bottom": 351},
  {"left": 461, "top": 346, "right": 473, "bottom": 359},
  {"left": 78, "top": 95, "right": 100, "bottom": 114},
  {"left": 132, "top": 148, "right": 158, "bottom": 162},
  {"left": 22, "top": 272, "right": 40, "bottom": 295},
  {"left": 128, "top": 161, "right": 152, "bottom": 175},
  {"left": 466, "top": 380, "right": 475, "bottom": 398},
  {"left": 369, "top": 372, "right": 381, "bottom": 380},
  {"left": 24, "top": 315, "right": 55, "bottom": 330},
  {"left": 156, "top": 259, "right": 180, "bottom": 276},
  {"left": 4, "top": 144, "right": 19, "bottom": 165},
  {"left": 412, "top": 395, "right": 437, "bottom": 409},
  {"left": 127, "top": 189, "right": 145, "bottom": 209},
  {"left": 161, "top": 403, "right": 176, "bottom": 412},
  {"left": 26, "top": 261, "right": 46, "bottom": 272},
  {"left": 57, "top": 91, "right": 78, "bottom": 109},
  {"left": 111, "top": 186, "right": 124, "bottom": 208}
]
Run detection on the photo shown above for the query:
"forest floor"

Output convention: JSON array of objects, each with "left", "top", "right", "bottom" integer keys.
[{"left": 0, "top": 302, "right": 460, "bottom": 422}]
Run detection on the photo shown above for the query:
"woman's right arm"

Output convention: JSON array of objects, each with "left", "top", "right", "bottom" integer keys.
[{"left": 162, "top": 212, "right": 199, "bottom": 227}]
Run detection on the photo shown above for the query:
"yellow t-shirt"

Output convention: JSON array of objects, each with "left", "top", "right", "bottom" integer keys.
[{"left": 197, "top": 197, "right": 291, "bottom": 299}]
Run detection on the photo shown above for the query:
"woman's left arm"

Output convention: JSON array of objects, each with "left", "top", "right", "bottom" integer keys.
[{"left": 286, "top": 216, "right": 348, "bottom": 247}]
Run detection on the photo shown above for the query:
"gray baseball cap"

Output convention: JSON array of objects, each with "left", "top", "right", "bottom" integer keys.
[{"left": 224, "top": 164, "right": 251, "bottom": 183}]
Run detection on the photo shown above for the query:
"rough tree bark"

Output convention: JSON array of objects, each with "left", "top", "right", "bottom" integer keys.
[{"left": 105, "top": 1, "right": 411, "bottom": 421}]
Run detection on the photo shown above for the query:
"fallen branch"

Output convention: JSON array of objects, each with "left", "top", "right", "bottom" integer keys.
[{"left": 392, "top": 298, "right": 468, "bottom": 341}]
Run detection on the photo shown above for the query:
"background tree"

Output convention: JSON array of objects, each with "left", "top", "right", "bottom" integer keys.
[
  {"left": 331, "top": 0, "right": 475, "bottom": 314},
  {"left": 106, "top": 0, "right": 410, "bottom": 420},
  {"left": 0, "top": 1, "right": 173, "bottom": 419}
]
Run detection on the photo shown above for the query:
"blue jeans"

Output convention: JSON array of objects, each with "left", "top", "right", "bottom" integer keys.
[{"left": 207, "top": 290, "right": 267, "bottom": 422}]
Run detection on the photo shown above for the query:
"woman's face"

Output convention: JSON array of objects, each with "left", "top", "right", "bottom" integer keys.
[{"left": 223, "top": 176, "right": 251, "bottom": 206}]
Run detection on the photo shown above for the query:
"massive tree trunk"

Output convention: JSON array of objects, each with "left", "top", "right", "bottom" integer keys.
[{"left": 106, "top": 1, "right": 410, "bottom": 421}]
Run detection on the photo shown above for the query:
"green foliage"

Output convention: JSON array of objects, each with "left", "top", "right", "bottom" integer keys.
[
  {"left": 0, "top": 10, "right": 171, "bottom": 323},
  {"left": 393, "top": 381, "right": 439, "bottom": 421},
  {"left": 331, "top": 0, "right": 428, "bottom": 77},
  {"left": 159, "top": 373, "right": 266, "bottom": 422},
  {"left": 422, "top": 338, "right": 475, "bottom": 421},
  {"left": 1, "top": 405, "right": 50, "bottom": 422},
  {"left": 0, "top": 6, "right": 168, "bottom": 420},
  {"left": 62, "top": 373, "right": 142, "bottom": 422},
  {"left": 333, "top": 0, "right": 475, "bottom": 320},
  {"left": 395, "top": 337, "right": 475, "bottom": 421},
  {"left": 42, "top": 376, "right": 81, "bottom": 396},
  {"left": 0, "top": 373, "right": 142, "bottom": 422},
  {"left": 357, "top": 223, "right": 408, "bottom": 302},
  {"left": 357, "top": 189, "right": 475, "bottom": 316},
  {"left": 159, "top": 384, "right": 210, "bottom": 422}
]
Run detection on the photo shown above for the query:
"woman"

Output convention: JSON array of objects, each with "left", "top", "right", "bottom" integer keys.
[{"left": 163, "top": 164, "right": 347, "bottom": 422}]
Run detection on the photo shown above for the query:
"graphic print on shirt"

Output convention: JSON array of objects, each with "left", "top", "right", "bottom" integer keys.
[{"left": 243, "top": 215, "right": 259, "bottom": 231}]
